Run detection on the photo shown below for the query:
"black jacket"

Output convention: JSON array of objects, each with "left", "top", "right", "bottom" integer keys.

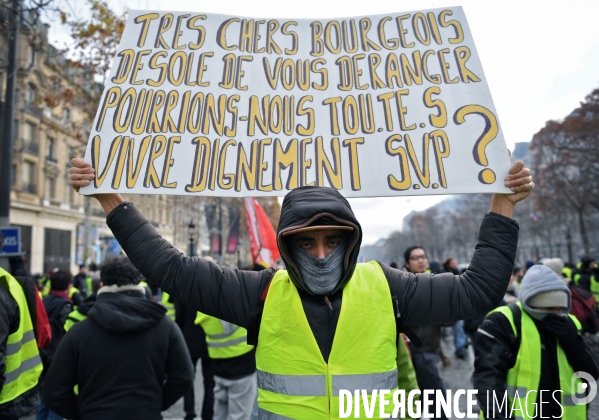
[
  {"left": 73, "top": 273, "right": 88, "bottom": 296},
  {"left": 575, "top": 268, "right": 599, "bottom": 293},
  {"left": 106, "top": 187, "right": 519, "bottom": 362},
  {"left": 42, "top": 290, "right": 194, "bottom": 420},
  {"left": 473, "top": 307, "right": 599, "bottom": 419},
  {"left": 42, "top": 293, "right": 72, "bottom": 372}
]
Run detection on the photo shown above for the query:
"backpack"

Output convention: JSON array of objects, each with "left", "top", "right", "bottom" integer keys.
[
  {"left": 41, "top": 297, "right": 73, "bottom": 370},
  {"left": 569, "top": 284, "right": 599, "bottom": 334},
  {"left": 14, "top": 275, "right": 52, "bottom": 348}
]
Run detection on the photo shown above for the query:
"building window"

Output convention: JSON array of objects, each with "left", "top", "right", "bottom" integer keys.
[
  {"left": 24, "top": 121, "right": 37, "bottom": 141},
  {"left": 45, "top": 177, "right": 55, "bottom": 199},
  {"left": 44, "top": 228, "right": 72, "bottom": 272},
  {"left": 46, "top": 137, "right": 55, "bottom": 162},
  {"left": 11, "top": 164, "right": 16, "bottom": 185},
  {"left": 24, "top": 122, "right": 38, "bottom": 154},
  {"left": 64, "top": 108, "right": 71, "bottom": 122},
  {"left": 25, "top": 83, "right": 37, "bottom": 105},
  {"left": 22, "top": 161, "right": 36, "bottom": 193}
]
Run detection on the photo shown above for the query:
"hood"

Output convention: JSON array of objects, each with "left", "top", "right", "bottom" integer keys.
[
  {"left": 519, "top": 265, "right": 571, "bottom": 317},
  {"left": 77, "top": 292, "right": 97, "bottom": 316},
  {"left": 43, "top": 293, "right": 71, "bottom": 317},
  {"left": 277, "top": 186, "right": 362, "bottom": 295},
  {"left": 88, "top": 291, "right": 166, "bottom": 334}
]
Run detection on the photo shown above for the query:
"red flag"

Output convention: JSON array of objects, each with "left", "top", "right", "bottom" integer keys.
[{"left": 244, "top": 198, "right": 280, "bottom": 267}]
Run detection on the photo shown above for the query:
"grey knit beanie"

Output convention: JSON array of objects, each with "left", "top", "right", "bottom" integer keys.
[
  {"left": 519, "top": 265, "right": 571, "bottom": 320},
  {"left": 527, "top": 290, "right": 569, "bottom": 309}
]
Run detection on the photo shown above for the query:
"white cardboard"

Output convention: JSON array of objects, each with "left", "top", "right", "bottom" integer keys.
[{"left": 81, "top": 7, "right": 512, "bottom": 198}]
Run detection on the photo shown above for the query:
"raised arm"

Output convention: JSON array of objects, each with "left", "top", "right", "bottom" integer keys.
[
  {"left": 386, "top": 161, "right": 533, "bottom": 325},
  {"left": 383, "top": 211, "right": 518, "bottom": 325},
  {"left": 69, "top": 158, "right": 272, "bottom": 328}
]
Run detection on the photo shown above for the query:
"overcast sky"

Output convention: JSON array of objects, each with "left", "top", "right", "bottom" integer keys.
[{"left": 49, "top": 0, "right": 599, "bottom": 244}]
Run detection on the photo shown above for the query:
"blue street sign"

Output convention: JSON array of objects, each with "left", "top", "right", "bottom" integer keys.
[{"left": 0, "top": 227, "right": 21, "bottom": 256}]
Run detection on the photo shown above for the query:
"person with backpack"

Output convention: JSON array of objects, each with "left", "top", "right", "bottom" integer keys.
[
  {"left": 37, "top": 270, "right": 73, "bottom": 420},
  {"left": 474, "top": 265, "right": 599, "bottom": 419},
  {"left": 70, "top": 157, "right": 534, "bottom": 417},
  {"left": 42, "top": 256, "right": 194, "bottom": 420}
]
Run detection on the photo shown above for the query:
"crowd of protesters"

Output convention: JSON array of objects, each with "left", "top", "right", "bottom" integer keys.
[{"left": 1, "top": 159, "right": 598, "bottom": 419}]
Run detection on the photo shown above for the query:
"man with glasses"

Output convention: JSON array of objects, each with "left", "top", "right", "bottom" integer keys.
[{"left": 404, "top": 246, "right": 448, "bottom": 420}]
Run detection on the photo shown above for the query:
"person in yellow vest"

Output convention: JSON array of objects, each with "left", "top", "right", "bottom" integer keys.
[
  {"left": 563, "top": 263, "right": 574, "bottom": 281},
  {"left": 195, "top": 313, "right": 256, "bottom": 420},
  {"left": 573, "top": 257, "right": 599, "bottom": 302},
  {"left": 70, "top": 157, "right": 535, "bottom": 418},
  {"left": 474, "top": 265, "right": 599, "bottom": 419},
  {"left": 64, "top": 277, "right": 101, "bottom": 332},
  {"left": 0, "top": 267, "right": 43, "bottom": 419},
  {"left": 161, "top": 290, "right": 176, "bottom": 320},
  {"left": 73, "top": 264, "right": 90, "bottom": 296}
]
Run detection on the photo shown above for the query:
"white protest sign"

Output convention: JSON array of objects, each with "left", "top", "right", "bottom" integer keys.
[{"left": 80, "top": 7, "right": 512, "bottom": 198}]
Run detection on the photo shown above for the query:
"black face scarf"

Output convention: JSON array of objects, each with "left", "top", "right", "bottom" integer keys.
[{"left": 289, "top": 241, "right": 347, "bottom": 295}]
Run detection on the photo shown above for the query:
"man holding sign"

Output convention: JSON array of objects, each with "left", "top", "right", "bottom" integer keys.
[
  {"left": 70, "top": 6, "right": 537, "bottom": 418},
  {"left": 70, "top": 156, "right": 533, "bottom": 418}
]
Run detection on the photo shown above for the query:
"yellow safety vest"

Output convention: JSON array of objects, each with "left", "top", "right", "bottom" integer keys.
[
  {"left": 256, "top": 261, "right": 399, "bottom": 419},
  {"left": 161, "top": 291, "right": 176, "bottom": 320},
  {"left": 562, "top": 267, "right": 572, "bottom": 280},
  {"left": 484, "top": 302, "right": 587, "bottom": 420},
  {"left": 573, "top": 273, "right": 599, "bottom": 301},
  {"left": 41, "top": 277, "right": 51, "bottom": 296},
  {"left": 64, "top": 309, "right": 88, "bottom": 332},
  {"left": 0, "top": 267, "right": 43, "bottom": 404},
  {"left": 194, "top": 313, "right": 254, "bottom": 359},
  {"left": 85, "top": 276, "right": 93, "bottom": 297},
  {"left": 68, "top": 287, "right": 81, "bottom": 307}
]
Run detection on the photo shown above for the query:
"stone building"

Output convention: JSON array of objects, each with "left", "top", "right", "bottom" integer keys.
[{"left": 1, "top": 15, "right": 280, "bottom": 274}]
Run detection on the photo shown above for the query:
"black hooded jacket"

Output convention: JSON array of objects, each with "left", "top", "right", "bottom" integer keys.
[
  {"left": 42, "top": 290, "right": 194, "bottom": 420},
  {"left": 105, "top": 187, "right": 519, "bottom": 363},
  {"left": 42, "top": 293, "right": 72, "bottom": 371}
]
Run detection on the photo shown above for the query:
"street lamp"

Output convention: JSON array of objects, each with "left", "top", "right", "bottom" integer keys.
[{"left": 188, "top": 220, "right": 196, "bottom": 257}]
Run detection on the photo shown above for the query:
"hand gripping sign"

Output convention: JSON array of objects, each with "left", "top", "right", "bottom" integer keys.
[{"left": 80, "top": 7, "right": 512, "bottom": 198}]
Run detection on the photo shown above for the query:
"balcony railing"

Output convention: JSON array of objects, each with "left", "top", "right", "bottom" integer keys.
[
  {"left": 22, "top": 139, "right": 39, "bottom": 155},
  {"left": 24, "top": 103, "right": 43, "bottom": 118},
  {"left": 22, "top": 183, "right": 37, "bottom": 194}
]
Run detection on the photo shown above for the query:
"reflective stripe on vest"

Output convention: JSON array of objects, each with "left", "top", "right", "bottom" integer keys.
[
  {"left": 161, "top": 291, "right": 176, "bottom": 320},
  {"left": 256, "top": 261, "right": 398, "bottom": 419},
  {"left": 488, "top": 302, "right": 586, "bottom": 419},
  {"left": 195, "top": 313, "right": 254, "bottom": 359},
  {"left": 0, "top": 267, "right": 43, "bottom": 404}
]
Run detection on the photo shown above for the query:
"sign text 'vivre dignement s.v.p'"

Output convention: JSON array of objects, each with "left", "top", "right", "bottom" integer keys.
[{"left": 80, "top": 7, "right": 512, "bottom": 198}]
